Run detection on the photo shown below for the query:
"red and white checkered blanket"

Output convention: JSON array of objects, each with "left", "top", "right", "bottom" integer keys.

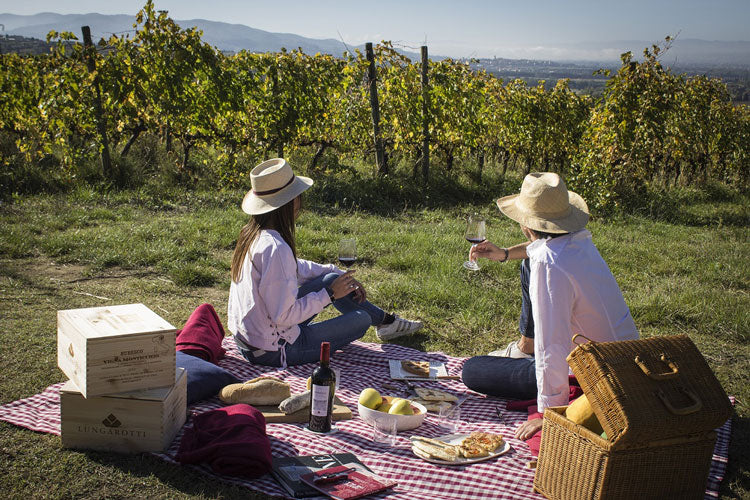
[{"left": 0, "top": 339, "right": 734, "bottom": 500}]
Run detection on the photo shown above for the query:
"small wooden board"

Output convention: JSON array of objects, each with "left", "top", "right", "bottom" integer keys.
[{"left": 257, "top": 396, "right": 351, "bottom": 424}]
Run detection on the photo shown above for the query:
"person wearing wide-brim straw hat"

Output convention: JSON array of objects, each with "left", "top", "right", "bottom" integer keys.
[
  {"left": 228, "top": 159, "right": 422, "bottom": 368},
  {"left": 461, "top": 172, "right": 639, "bottom": 442}
]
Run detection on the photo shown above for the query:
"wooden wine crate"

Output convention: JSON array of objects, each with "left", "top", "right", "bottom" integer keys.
[
  {"left": 57, "top": 303, "right": 177, "bottom": 398},
  {"left": 60, "top": 368, "right": 187, "bottom": 453}
]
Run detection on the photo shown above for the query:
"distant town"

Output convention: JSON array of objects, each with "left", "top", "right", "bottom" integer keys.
[{"left": 469, "top": 56, "right": 750, "bottom": 102}]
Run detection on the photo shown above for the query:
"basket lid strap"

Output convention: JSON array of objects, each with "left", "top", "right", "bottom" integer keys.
[
  {"left": 656, "top": 388, "right": 703, "bottom": 416},
  {"left": 571, "top": 334, "right": 593, "bottom": 346},
  {"left": 635, "top": 354, "right": 680, "bottom": 380}
]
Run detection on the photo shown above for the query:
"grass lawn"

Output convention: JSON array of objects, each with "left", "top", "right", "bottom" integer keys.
[{"left": 0, "top": 187, "right": 747, "bottom": 499}]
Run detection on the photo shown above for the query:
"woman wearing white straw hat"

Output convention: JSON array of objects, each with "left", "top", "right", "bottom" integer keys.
[
  {"left": 228, "top": 159, "right": 422, "bottom": 368},
  {"left": 461, "top": 172, "right": 638, "bottom": 440}
]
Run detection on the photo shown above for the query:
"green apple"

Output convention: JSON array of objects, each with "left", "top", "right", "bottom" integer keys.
[
  {"left": 388, "top": 398, "right": 414, "bottom": 415},
  {"left": 358, "top": 388, "right": 382, "bottom": 409},
  {"left": 376, "top": 399, "right": 392, "bottom": 412}
]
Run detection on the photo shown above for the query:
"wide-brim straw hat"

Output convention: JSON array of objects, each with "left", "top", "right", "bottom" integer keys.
[
  {"left": 241, "top": 159, "right": 313, "bottom": 215},
  {"left": 496, "top": 172, "right": 589, "bottom": 233}
]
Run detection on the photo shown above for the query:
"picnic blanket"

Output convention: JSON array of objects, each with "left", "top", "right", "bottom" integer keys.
[{"left": 0, "top": 339, "right": 734, "bottom": 500}]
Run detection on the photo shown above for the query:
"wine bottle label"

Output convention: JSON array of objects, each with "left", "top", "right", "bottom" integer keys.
[{"left": 311, "top": 384, "right": 331, "bottom": 417}]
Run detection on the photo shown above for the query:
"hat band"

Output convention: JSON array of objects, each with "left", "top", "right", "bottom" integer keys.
[{"left": 253, "top": 175, "right": 295, "bottom": 196}]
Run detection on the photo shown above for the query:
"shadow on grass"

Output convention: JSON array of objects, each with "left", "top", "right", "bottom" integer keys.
[
  {"left": 83, "top": 449, "right": 280, "bottom": 499},
  {"left": 723, "top": 410, "right": 750, "bottom": 498},
  {"left": 304, "top": 171, "right": 512, "bottom": 217},
  {"left": 620, "top": 181, "right": 750, "bottom": 227}
]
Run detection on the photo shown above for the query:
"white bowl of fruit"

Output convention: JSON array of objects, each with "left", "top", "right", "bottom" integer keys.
[{"left": 357, "top": 388, "right": 427, "bottom": 432}]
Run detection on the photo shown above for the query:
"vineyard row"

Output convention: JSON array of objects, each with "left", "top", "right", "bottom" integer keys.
[{"left": 1, "top": 1, "right": 748, "bottom": 209}]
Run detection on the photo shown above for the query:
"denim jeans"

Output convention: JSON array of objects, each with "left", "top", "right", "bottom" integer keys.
[
  {"left": 461, "top": 258, "right": 537, "bottom": 399},
  {"left": 461, "top": 356, "right": 537, "bottom": 400},
  {"left": 519, "top": 258, "right": 535, "bottom": 339},
  {"left": 237, "top": 273, "right": 385, "bottom": 367}
]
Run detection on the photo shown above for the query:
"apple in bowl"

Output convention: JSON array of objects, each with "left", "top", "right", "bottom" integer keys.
[{"left": 357, "top": 389, "right": 426, "bottom": 432}]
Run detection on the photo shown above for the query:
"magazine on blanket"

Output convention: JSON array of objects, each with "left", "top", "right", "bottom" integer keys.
[
  {"left": 300, "top": 464, "right": 397, "bottom": 500},
  {"left": 271, "top": 453, "right": 373, "bottom": 498}
]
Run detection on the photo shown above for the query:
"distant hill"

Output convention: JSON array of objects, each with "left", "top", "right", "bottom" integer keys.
[
  {"left": 0, "top": 12, "right": 364, "bottom": 56},
  {"left": 2, "top": 12, "right": 749, "bottom": 68}
]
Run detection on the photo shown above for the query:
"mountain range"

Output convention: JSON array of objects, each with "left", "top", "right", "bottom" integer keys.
[
  {"left": 2, "top": 12, "right": 750, "bottom": 67},
  {"left": 0, "top": 12, "right": 365, "bottom": 56}
]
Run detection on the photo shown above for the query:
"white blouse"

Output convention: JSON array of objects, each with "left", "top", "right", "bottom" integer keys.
[
  {"left": 527, "top": 230, "right": 639, "bottom": 411},
  {"left": 227, "top": 229, "right": 341, "bottom": 353}
]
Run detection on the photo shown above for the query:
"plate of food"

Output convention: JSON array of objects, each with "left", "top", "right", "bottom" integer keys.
[
  {"left": 410, "top": 432, "right": 511, "bottom": 465},
  {"left": 389, "top": 359, "right": 448, "bottom": 380},
  {"left": 409, "top": 388, "right": 461, "bottom": 414}
]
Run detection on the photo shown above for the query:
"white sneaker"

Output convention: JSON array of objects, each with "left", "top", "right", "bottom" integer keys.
[
  {"left": 488, "top": 340, "right": 533, "bottom": 359},
  {"left": 376, "top": 316, "right": 423, "bottom": 341}
]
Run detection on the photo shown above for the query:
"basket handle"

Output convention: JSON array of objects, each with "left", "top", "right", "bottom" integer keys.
[
  {"left": 656, "top": 388, "right": 703, "bottom": 416},
  {"left": 634, "top": 354, "right": 679, "bottom": 380},
  {"left": 571, "top": 334, "right": 593, "bottom": 346}
]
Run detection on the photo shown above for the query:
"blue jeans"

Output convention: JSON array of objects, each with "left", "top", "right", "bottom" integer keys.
[
  {"left": 461, "top": 356, "right": 537, "bottom": 399},
  {"left": 519, "top": 258, "right": 535, "bottom": 339},
  {"left": 461, "top": 258, "right": 537, "bottom": 399},
  {"left": 238, "top": 273, "right": 386, "bottom": 367}
]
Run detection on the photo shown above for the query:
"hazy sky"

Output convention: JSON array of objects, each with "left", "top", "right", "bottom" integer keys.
[{"left": 2, "top": 0, "right": 748, "bottom": 59}]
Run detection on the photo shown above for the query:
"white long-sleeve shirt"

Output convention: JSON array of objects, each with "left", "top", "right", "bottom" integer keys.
[
  {"left": 527, "top": 229, "right": 639, "bottom": 411},
  {"left": 227, "top": 229, "right": 342, "bottom": 352}
]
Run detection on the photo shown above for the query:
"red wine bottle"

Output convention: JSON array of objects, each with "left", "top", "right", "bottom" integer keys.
[{"left": 308, "top": 342, "right": 336, "bottom": 433}]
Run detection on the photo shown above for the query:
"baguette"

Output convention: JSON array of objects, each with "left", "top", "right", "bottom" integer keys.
[{"left": 219, "top": 377, "right": 291, "bottom": 405}]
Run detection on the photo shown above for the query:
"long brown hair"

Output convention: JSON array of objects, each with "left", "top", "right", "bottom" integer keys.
[{"left": 230, "top": 197, "right": 297, "bottom": 283}]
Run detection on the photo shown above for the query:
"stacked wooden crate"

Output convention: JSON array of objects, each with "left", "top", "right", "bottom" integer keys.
[{"left": 57, "top": 303, "right": 187, "bottom": 453}]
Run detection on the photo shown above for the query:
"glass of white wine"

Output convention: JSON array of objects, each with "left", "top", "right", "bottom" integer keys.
[{"left": 463, "top": 216, "right": 486, "bottom": 271}]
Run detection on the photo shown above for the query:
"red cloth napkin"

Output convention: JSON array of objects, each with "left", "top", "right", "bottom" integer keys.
[
  {"left": 176, "top": 404, "right": 272, "bottom": 479},
  {"left": 176, "top": 303, "right": 226, "bottom": 364},
  {"left": 506, "top": 376, "right": 584, "bottom": 457}
]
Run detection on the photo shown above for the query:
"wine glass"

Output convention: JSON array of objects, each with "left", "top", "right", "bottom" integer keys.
[
  {"left": 338, "top": 238, "right": 357, "bottom": 267},
  {"left": 463, "top": 216, "right": 486, "bottom": 271}
]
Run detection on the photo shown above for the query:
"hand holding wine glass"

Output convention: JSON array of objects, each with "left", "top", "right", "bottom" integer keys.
[
  {"left": 336, "top": 238, "right": 366, "bottom": 302},
  {"left": 469, "top": 240, "right": 505, "bottom": 262},
  {"left": 463, "top": 216, "right": 486, "bottom": 271}
]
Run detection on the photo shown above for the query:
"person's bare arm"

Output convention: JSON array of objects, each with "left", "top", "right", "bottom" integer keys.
[{"left": 470, "top": 240, "right": 530, "bottom": 262}]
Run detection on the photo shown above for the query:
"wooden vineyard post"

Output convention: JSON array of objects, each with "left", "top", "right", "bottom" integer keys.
[
  {"left": 421, "top": 45, "right": 430, "bottom": 182},
  {"left": 272, "top": 68, "right": 284, "bottom": 159},
  {"left": 81, "top": 26, "right": 113, "bottom": 180},
  {"left": 365, "top": 42, "right": 387, "bottom": 176}
]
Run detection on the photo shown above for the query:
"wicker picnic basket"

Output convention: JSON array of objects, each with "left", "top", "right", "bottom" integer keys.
[{"left": 534, "top": 334, "right": 732, "bottom": 500}]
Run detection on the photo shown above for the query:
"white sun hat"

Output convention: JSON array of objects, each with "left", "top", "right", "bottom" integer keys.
[
  {"left": 241, "top": 159, "right": 313, "bottom": 215},
  {"left": 496, "top": 172, "right": 589, "bottom": 233}
]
